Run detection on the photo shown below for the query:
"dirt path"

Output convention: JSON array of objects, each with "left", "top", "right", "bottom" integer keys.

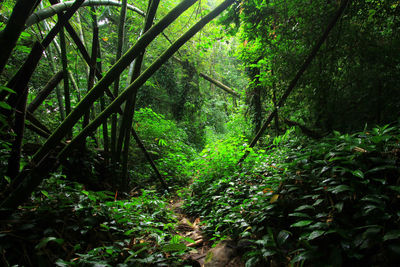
[{"left": 169, "top": 199, "right": 245, "bottom": 267}]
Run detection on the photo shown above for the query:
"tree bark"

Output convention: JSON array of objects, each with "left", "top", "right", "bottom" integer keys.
[
  {"left": 0, "top": 0, "right": 40, "bottom": 75},
  {"left": 119, "top": 0, "right": 160, "bottom": 191},
  {"left": 59, "top": 27, "right": 72, "bottom": 139},
  {"left": 199, "top": 72, "right": 239, "bottom": 97},
  {"left": 6, "top": 88, "right": 28, "bottom": 179},
  {"left": 111, "top": 0, "right": 128, "bottom": 165},
  {"left": 27, "top": 70, "right": 64, "bottom": 113}
]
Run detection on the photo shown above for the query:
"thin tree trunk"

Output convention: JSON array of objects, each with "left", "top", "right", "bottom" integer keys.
[
  {"left": 59, "top": 27, "right": 72, "bottom": 139},
  {"left": 0, "top": 0, "right": 40, "bottom": 75},
  {"left": 6, "top": 88, "right": 28, "bottom": 179},
  {"left": 27, "top": 70, "right": 64, "bottom": 113},
  {"left": 26, "top": 111, "right": 52, "bottom": 135},
  {"left": 111, "top": 0, "right": 128, "bottom": 166},
  {"left": 76, "top": 11, "right": 90, "bottom": 81},
  {"left": 97, "top": 48, "right": 110, "bottom": 165},
  {"left": 119, "top": 0, "right": 160, "bottom": 191},
  {"left": 82, "top": 7, "right": 100, "bottom": 146},
  {"left": 45, "top": 46, "right": 66, "bottom": 121},
  {"left": 271, "top": 69, "right": 279, "bottom": 135},
  {"left": 199, "top": 72, "right": 239, "bottom": 97},
  {"left": 238, "top": 0, "right": 350, "bottom": 164}
]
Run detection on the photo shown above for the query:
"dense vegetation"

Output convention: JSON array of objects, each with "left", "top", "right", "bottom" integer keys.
[{"left": 1, "top": 0, "right": 399, "bottom": 266}]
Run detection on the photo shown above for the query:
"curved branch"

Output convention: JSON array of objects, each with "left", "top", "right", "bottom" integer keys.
[{"left": 25, "top": 0, "right": 145, "bottom": 28}]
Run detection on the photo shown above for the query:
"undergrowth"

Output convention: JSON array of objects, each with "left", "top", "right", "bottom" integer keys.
[
  {"left": 184, "top": 124, "right": 400, "bottom": 266},
  {"left": 0, "top": 176, "right": 194, "bottom": 266}
]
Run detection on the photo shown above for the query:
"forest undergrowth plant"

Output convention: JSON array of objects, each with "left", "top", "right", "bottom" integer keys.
[
  {"left": 185, "top": 123, "right": 400, "bottom": 266},
  {"left": 0, "top": 173, "right": 192, "bottom": 266},
  {"left": 184, "top": 134, "right": 288, "bottom": 238}
]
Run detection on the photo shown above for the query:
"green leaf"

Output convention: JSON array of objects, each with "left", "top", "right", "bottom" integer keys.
[
  {"left": 291, "top": 220, "right": 313, "bottom": 227},
  {"left": 313, "top": 199, "right": 324, "bottom": 206},
  {"left": 35, "top": 237, "right": 64, "bottom": 249},
  {"left": 277, "top": 230, "right": 291, "bottom": 246},
  {"left": 328, "top": 185, "right": 351, "bottom": 194},
  {"left": 162, "top": 243, "right": 187, "bottom": 252},
  {"left": 180, "top": 236, "right": 196, "bottom": 244},
  {"left": 295, "top": 205, "right": 314, "bottom": 211},
  {"left": 291, "top": 250, "right": 313, "bottom": 263},
  {"left": 41, "top": 190, "right": 50, "bottom": 198},
  {"left": 0, "top": 85, "right": 16, "bottom": 94},
  {"left": 0, "top": 101, "right": 11, "bottom": 110},
  {"left": 383, "top": 230, "right": 400, "bottom": 241},
  {"left": 289, "top": 212, "right": 311, "bottom": 218},
  {"left": 388, "top": 186, "right": 400, "bottom": 193},
  {"left": 352, "top": 170, "right": 364, "bottom": 178},
  {"left": 308, "top": 230, "right": 325, "bottom": 240}
]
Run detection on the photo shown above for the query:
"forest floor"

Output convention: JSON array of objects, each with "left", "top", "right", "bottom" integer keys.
[{"left": 169, "top": 196, "right": 245, "bottom": 267}]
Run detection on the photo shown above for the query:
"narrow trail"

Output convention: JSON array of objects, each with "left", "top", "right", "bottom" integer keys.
[{"left": 168, "top": 197, "right": 245, "bottom": 266}]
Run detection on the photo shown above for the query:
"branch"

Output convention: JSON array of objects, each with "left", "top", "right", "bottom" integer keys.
[
  {"left": 25, "top": 0, "right": 145, "bottom": 28},
  {"left": 199, "top": 72, "right": 239, "bottom": 97}
]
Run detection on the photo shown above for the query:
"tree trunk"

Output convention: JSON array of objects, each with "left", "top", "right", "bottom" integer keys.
[
  {"left": 6, "top": 88, "right": 28, "bottom": 179},
  {"left": 59, "top": 27, "right": 72, "bottom": 139},
  {"left": 119, "top": 0, "right": 160, "bottom": 191},
  {"left": 0, "top": 0, "right": 40, "bottom": 75},
  {"left": 27, "top": 70, "right": 64, "bottom": 113},
  {"left": 111, "top": 0, "right": 128, "bottom": 166},
  {"left": 199, "top": 72, "right": 239, "bottom": 97}
]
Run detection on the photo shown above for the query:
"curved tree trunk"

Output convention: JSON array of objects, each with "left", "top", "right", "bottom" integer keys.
[{"left": 25, "top": 0, "right": 145, "bottom": 28}]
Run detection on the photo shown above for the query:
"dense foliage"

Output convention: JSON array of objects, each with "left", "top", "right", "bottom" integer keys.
[{"left": 185, "top": 124, "right": 400, "bottom": 266}]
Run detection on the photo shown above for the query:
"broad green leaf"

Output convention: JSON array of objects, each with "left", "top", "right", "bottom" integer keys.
[
  {"left": 41, "top": 190, "right": 50, "bottom": 198},
  {"left": 0, "top": 101, "right": 11, "bottom": 110},
  {"left": 352, "top": 170, "right": 364, "bottom": 178},
  {"left": 295, "top": 205, "right": 314, "bottom": 211},
  {"left": 329, "top": 185, "right": 351, "bottom": 194},
  {"left": 291, "top": 220, "right": 313, "bottom": 227},
  {"left": 308, "top": 230, "right": 325, "bottom": 240},
  {"left": 277, "top": 230, "right": 291, "bottom": 246},
  {"left": 291, "top": 250, "right": 313, "bottom": 263},
  {"left": 383, "top": 230, "right": 400, "bottom": 241},
  {"left": 0, "top": 85, "right": 16, "bottom": 94}
]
